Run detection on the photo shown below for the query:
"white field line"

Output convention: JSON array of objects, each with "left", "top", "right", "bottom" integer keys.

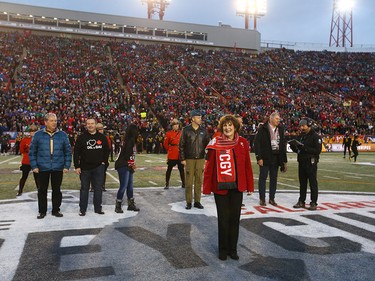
[
  {"left": 148, "top": 181, "right": 158, "bottom": 186},
  {"left": 0, "top": 156, "right": 20, "bottom": 165},
  {"left": 323, "top": 176, "right": 340, "bottom": 179},
  {"left": 324, "top": 169, "right": 375, "bottom": 178},
  {"left": 106, "top": 171, "right": 119, "bottom": 183}
]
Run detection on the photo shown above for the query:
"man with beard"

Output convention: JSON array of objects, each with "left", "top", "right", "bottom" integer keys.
[{"left": 289, "top": 118, "right": 322, "bottom": 211}]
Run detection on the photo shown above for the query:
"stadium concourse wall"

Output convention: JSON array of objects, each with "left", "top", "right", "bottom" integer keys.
[{"left": 0, "top": 1, "right": 260, "bottom": 52}]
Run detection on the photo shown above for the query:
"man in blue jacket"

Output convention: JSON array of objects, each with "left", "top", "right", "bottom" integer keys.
[{"left": 29, "top": 113, "right": 72, "bottom": 219}]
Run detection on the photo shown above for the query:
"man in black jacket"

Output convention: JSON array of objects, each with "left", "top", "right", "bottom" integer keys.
[
  {"left": 254, "top": 112, "right": 287, "bottom": 206},
  {"left": 179, "top": 110, "right": 210, "bottom": 210},
  {"left": 289, "top": 118, "right": 322, "bottom": 211},
  {"left": 74, "top": 118, "right": 110, "bottom": 216}
]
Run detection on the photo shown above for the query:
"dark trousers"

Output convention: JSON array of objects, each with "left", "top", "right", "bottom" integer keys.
[
  {"left": 165, "top": 159, "right": 185, "bottom": 186},
  {"left": 38, "top": 171, "right": 63, "bottom": 214},
  {"left": 19, "top": 164, "right": 40, "bottom": 190},
  {"left": 80, "top": 165, "right": 105, "bottom": 213},
  {"left": 214, "top": 189, "right": 243, "bottom": 255},
  {"left": 343, "top": 145, "right": 351, "bottom": 157},
  {"left": 258, "top": 159, "right": 279, "bottom": 200},
  {"left": 298, "top": 161, "right": 318, "bottom": 204}
]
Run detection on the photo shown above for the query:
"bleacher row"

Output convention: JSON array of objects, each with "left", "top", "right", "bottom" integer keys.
[{"left": 1, "top": 30, "right": 374, "bottom": 137}]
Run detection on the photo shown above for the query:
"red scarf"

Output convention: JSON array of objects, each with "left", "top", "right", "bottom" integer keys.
[{"left": 206, "top": 133, "right": 239, "bottom": 190}]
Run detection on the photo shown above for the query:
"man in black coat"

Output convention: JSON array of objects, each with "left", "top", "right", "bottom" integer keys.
[
  {"left": 254, "top": 112, "right": 288, "bottom": 206},
  {"left": 289, "top": 118, "right": 322, "bottom": 211}
]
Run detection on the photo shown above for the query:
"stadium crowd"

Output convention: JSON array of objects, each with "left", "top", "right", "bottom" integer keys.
[{"left": 1, "top": 30, "right": 374, "bottom": 152}]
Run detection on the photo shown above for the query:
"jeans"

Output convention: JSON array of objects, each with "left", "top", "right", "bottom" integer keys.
[
  {"left": 38, "top": 171, "right": 63, "bottom": 214},
  {"left": 258, "top": 162, "right": 279, "bottom": 200},
  {"left": 116, "top": 166, "right": 134, "bottom": 201},
  {"left": 79, "top": 165, "right": 105, "bottom": 212}
]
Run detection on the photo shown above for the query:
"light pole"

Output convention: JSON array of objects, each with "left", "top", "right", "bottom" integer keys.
[
  {"left": 141, "top": 0, "right": 171, "bottom": 20},
  {"left": 236, "top": 0, "right": 267, "bottom": 30}
]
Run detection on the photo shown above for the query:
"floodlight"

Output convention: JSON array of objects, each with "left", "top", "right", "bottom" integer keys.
[
  {"left": 336, "top": 0, "right": 355, "bottom": 12},
  {"left": 236, "top": 0, "right": 267, "bottom": 30},
  {"left": 236, "top": 0, "right": 267, "bottom": 16}
]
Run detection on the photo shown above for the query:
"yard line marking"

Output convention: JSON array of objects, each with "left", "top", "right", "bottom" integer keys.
[
  {"left": 277, "top": 182, "right": 300, "bottom": 189},
  {"left": 0, "top": 156, "right": 20, "bottom": 165},
  {"left": 148, "top": 181, "right": 158, "bottom": 186},
  {"left": 324, "top": 176, "right": 340, "bottom": 179},
  {"left": 106, "top": 171, "right": 119, "bottom": 183},
  {"left": 324, "top": 169, "right": 375, "bottom": 178},
  {"left": 344, "top": 175, "right": 362, "bottom": 179}
]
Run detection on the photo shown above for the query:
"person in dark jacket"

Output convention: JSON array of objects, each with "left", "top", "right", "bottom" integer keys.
[
  {"left": 179, "top": 110, "right": 210, "bottom": 210},
  {"left": 350, "top": 134, "right": 361, "bottom": 162},
  {"left": 29, "top": 113, "right": 72, "bottom": 219},
  {"left": 342, "top": 132, "right": 352, "bottom": 158},
  {"left": 74, "top": 118, "right": 109, "bottom": 216},
  {"left": 289, "top": 118, "right": 322, "bottom": 211},
  {"left": 114, "top": 124, "right": 140, "bottom": 213},
  {"left": 254, "top": 112, "right": 287, "bottom": 206}
]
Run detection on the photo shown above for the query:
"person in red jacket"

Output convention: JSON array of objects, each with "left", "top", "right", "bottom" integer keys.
[
  {"left": 203, "top": 114, "right": 254, "bottom": 261},
  {"left": 163, "top": 119, "right": 185, "bottom": 189},
  {"left": 17, "top": 124, "right": 40, "bottom": 196}
]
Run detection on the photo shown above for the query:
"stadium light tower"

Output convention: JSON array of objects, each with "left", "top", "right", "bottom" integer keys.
[
  {"left": 141, "top": 0, "right": 171, "bottom": 20},
  {"left": 236, "top": 0, "right": 267, "bottom": 30},
  {"left": 329, "top": 0, "right": 354, "bottom": 47}
]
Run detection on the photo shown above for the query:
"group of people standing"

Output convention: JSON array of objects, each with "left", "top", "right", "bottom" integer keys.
[
  {"left": 342, "top": 132, "right": 362, "bottom": 162},
  {"left": 18, "top": 110, "right": 324, "bottom": 261}
]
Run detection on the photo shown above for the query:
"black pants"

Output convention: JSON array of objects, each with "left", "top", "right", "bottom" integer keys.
[
  {"left": 298, "top": 160, "right": 318, "bottom": 204},
  {"left": 214, "top": 189, "right": 243, "bottom": 255},
  {"left": 38, "top": 171, "right": 63, "bottom": 214},
  {"left": 343, "top": 144, "right": 351, "bottom": 157}
]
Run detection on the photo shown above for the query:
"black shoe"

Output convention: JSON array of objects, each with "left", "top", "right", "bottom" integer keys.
[
  {"left": 269, "top": 199, "right": 278, "bottom": 206},
  {"left": 52, "top": 211, "right": 63, "bottom": 217},
  {"left": 95, "top": 210, "right": 105, "bottom": 215},
  {"left": 293, "top": 201, "right": 305, "bottom": 208},
  {"left": 185, "top": 203, "right": 192, "bottom": 210},
  {"left": 229, "top": 252, "right": 239, "bottom": 260},
  {"left": 79, "top": 211, "right": 86, "bottom": 216},
  {"left": 16, "top": 191, "right": 22, "bottom": 196},
  {"left": 307, "top": 203, "right": 317, "bottom": 210},
  {"left": 219, "top": 253, "right": 227, "bottom": 260},
  {"left": 259, "top": 199, "right": 266, "bottom": 206},
  {"left": 181, "top": 184, "right": 185, "bottom": 188},
  {"left": 37, "top": 213, "right": 46, "bottom": 219},
  {"left": 89, "top": 188, "right": 94, "bottom": 192},
  {"left": 164, "top": 186, "right": 169, "bottom": 190},
  {"left": 194, "top": 202, "right": 204, "bottom": 209},
  {"left": 241, "top": 203, "right": 245, "bottom": 207},
  {"left": 102, "top": 187, "right": 107, "bottom": 192}
]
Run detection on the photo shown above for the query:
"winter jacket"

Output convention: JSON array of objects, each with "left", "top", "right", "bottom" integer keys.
[
  {"left": 29, "top": 129, "right": 72, "bottom": 171},
  {"left": 203, "top": 136, "right": 254, "bottom": 196},
  {"left": 253, "top": 121, "right": 287, "bottom": 166},
  {"left": 179, "top": 124, "right": 210, "bottom": 160}
]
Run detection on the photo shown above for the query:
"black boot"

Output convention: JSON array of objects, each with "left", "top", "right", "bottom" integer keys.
[
  {"left": 165, "top": 166, "right": 172, "bottom": 189},
  {"left": 115, "top": 200, "right": 123, "bottom": 213},
  {"left": 127, "top": 198, "right": 140, "bottom": 211},
  {"left": 17, "top": 178, "right": 27, "bottom": 196},
  {"left": 179, "top": 167, "right": 185, "bottom": 188}
]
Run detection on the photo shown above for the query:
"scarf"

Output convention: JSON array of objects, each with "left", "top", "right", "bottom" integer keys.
[{"left": 206, "top": 133, "right": 239, "bottom": 190}]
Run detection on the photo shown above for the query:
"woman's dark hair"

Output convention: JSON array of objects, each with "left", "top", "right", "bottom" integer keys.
[
  {"left": 125, "top": 124, "right": 139, "bottom": 141},
  {"left": 218, "top": 115, "right": 240, "bottom": 133}
]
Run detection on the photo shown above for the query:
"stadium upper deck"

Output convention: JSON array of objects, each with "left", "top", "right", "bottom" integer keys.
[{"left": 0, "top": 1, "right": 260, "bottom": 52}]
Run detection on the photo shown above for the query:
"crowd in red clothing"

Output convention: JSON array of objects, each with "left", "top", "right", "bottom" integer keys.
[{"left": 1, "top": 30, "right": 374, "bottom": 142}]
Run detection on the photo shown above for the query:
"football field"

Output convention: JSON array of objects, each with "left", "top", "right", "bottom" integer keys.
[{"left": 0, "top": 152, "right": 374, "bottom": 281}]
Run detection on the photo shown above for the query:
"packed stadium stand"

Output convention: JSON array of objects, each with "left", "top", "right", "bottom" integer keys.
[{"left": 0, "top": 3, "right": 374, "bottom": 150}]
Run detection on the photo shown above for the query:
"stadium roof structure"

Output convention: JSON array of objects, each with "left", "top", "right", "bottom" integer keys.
[{"left": 0, "top": 1, "right": 261, "bottom": 51}]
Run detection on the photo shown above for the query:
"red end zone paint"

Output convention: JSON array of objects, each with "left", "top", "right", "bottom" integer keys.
[{"left": 241, "top": 200, "right": 375, "bottom": 215}]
